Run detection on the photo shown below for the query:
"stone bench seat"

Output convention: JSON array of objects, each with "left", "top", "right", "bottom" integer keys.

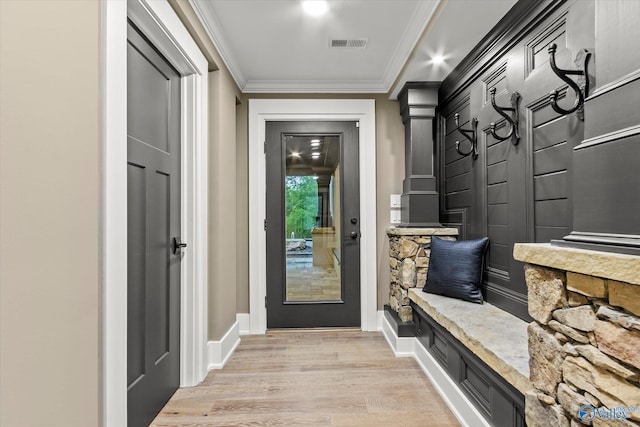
[{"left": 409, "top": 287, "right": 533, "bottom": 395}]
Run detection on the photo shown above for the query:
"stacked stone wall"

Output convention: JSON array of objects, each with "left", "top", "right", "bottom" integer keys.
[
  {"left": 386, "top": 228, "right": 457, "bottom": 322},
  {"left": 524, "top": 264, "right": 640, "bottom": 427}
]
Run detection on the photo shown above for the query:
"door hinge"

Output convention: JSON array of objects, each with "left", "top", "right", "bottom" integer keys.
[
  {"left": 264, "top": 219, "right": 267, "bottom": 230},
  {"left": 356, "top": 121, "right": 360, "bottom": 128},
  {"left": 263, "top": 141, "right": 266, "bottom": 153}
]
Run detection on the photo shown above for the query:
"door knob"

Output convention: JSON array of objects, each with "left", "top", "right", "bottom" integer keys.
[
  {"left": 350, "top": 231, "right": 358, "bottom": 240},
  {"left": 173, "top": 237, "right": 187, "bottom": 254}
]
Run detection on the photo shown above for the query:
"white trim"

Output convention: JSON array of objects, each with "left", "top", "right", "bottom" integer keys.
[
  {"left": 248, "top": 99, "right": 377, "bottom": 334},
  {"left": 102, "top": 1, "right": 128, "bottom": 425},
  {"left": 207, "top": 321, "right": 241, "bottom": 370},
  {"left": 380, "top": 312, "right": 415, "bottom": 357},
  {"left": 376, "top": 309, "right": 385, "bottom": 331},
  {"left": 236, "top": 313, "right": 252, "bottom": 336},
  {"left": 382, "top": 316, "right": 491, "bottom": 427},
  {"left": 103, "top": 0, "right": 208, "bottom": 424}
]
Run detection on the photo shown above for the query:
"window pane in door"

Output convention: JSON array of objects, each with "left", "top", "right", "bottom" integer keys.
[{"left": 284, "top": 135, "right": 342, "bottom": 302}]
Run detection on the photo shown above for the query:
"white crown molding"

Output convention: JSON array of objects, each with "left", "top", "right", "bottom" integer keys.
[
  {"left": 380, "top": 0, "right": 441, "bottom": 92},
  {"left": 190, "top": 0, "right": 247, "bottom": 89},
  {"left": 242, "top": 79, "right": 389, "bottom": 94}
]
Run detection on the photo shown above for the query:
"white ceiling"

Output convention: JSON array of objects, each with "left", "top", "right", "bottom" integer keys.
[{"left": 191, "top": 0, "right": 517, "bottom": 98}]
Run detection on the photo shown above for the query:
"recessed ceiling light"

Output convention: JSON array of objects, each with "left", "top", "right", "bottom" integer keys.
[
  {"left": 303, "top": 1, "right": 328, "bottom": 16},
  {"left": 310, "top": 139, "right": 321, "bottom": 143},
  {"left": 431, "top": 55, "right": 445, "bottom": 65}
]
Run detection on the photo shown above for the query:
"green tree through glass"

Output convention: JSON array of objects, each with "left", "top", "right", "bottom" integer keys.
[{"left": 285, "top": 176, "right": 318, "bottom": 239}]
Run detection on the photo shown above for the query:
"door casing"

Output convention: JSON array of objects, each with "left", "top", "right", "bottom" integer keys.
[
  {"left": 249, "top": 99, "right": 377, "bottom": 334},
  {"left": 102, "top": 1, "right": 209, "bottom": 425}
]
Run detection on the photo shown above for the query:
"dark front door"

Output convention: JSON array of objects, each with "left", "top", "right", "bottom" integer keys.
[
  {"left": 265, "top": 121, "right": 360, "bottom": 328},
  {"left": 127, "top": 21, "right": 182, "bottom": 427}
]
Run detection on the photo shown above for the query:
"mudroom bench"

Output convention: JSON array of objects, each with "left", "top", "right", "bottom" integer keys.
[{"left": 409, "top": 288, "right": 533, "bottom": 427}]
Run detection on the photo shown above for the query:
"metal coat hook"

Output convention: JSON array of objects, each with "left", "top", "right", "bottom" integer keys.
[
  {"left": 548, "top": 43, "right": 591, "bottom": 120},
  {"left": 454, "top": 113, "right": 478, "bottom": 160},
  {"left": 488, "top": 87, "right": 520, "bottom": 145}
]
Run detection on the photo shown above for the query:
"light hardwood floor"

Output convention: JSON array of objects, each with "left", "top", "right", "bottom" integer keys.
[{"left": 151, "top": 330, "right": 461, "bottom": 426}]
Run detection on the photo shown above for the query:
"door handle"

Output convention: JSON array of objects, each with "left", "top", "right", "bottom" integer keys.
[
  {"left": 173, "top": 237, "right": 187, "bottom": 254},
  {"left": 350, "top": 231, "right": 359, "bottom": 240}
]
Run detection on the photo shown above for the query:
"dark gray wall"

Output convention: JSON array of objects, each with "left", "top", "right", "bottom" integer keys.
[{"left": 438, "top": 0, "right": 598, "bottom": 319}]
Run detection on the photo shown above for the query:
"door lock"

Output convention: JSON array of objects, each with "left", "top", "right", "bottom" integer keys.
[
  {"left": 173, "top": 237, "right": 187, "bottom": 254},
  {"left": 350, "top": 231, "right": 359, "bottom": 240}
]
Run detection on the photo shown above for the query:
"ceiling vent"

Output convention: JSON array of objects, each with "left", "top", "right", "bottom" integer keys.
[{"left": 329, "top": 38, "right": 368, "bottom": 48}]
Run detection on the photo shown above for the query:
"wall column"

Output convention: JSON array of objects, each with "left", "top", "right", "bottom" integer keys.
[{"left": 397, "top": 82, "right": 441, "bottom": 227}]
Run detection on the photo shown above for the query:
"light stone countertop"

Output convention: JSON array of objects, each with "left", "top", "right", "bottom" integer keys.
[
  {"left": 386, "top": 227, "right": 459, "bottom": 236},
  {"left": 409, "top": 288, "right": 533, "bottom": 395},
  {"left": 514, "top": 243, "right": 640, "bottom": 286}
]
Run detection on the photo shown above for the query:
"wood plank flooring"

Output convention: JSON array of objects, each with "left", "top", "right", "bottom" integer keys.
[{"left": 150, "top": 330, "right": 461, "bottom": 426}]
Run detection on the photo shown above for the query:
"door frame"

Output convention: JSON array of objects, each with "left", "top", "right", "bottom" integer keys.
[
  {"left": 102, "top": 1, "right": 208, "bottom": 425},
  {"left": 249, "top": 99, "right": 377, "bottom": 333}
]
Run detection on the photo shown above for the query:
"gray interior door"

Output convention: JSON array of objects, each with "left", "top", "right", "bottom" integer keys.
[
  {"left": 127, "top": 21, "right": 182, "bottom": 427},
  {"left": 265, "top": 121, "right": 360, "bottom": 328}
]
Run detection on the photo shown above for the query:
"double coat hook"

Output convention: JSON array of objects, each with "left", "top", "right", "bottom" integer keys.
[
  {"left": 454, "top": 113, "right": 478, "bottom": 160},
  {"left": 548, "top": 43, "right": 591, "bottom": 120},
  {"left": 488, "top": 87, "right": 520, "bottom": 145}
]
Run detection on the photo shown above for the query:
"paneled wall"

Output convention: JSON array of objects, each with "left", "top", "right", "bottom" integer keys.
[{"left": 438, "top": 0, "right": 595, "bottom": 319}]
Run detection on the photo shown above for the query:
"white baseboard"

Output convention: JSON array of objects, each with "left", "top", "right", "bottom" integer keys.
[
  {"left": 376, "top": 309, "right": 384, "bottom": 331},
  {"left": 236, "top": 313, "right": 251, "bottom": 335},
  {"left": 207, "top": 321, "right": 241, "bottom": 370},
  {"left": 381, "top": 311, "right": 415, "bottom": 357},
  {"left": 381, "top": 314, "right": 490, "bottom": 427}
]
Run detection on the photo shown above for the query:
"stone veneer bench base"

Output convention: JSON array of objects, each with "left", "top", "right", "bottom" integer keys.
[{"left": 409, "top": 288, "right": 533, "bottom": 427}]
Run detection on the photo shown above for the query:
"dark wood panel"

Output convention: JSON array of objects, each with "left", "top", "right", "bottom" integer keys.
[
  {"left": 532, "top": 116, "right": 568, "bottom": 151},
  {"left": 584, "top": 76, "right": 640, "bottom": 139},
  {"left": 594, "top": 0, "right": 640, "bottom": 88},
  {"left": 488, "top": 225, "right": 509, "bottom": 245},
  {"left": 127, "top": 162, "right": 146, "bottom": 387},
  {"left": 445, "top": 138, "right": 467, "bottom": 165},
  {"left": 487, "top": 139, "right": 510, "bottom": 165},
  {"left": 535, "top": 199, "right": 569, "bottom": 227},
  {"left": 487, "top": 162, "right": 508, "bottom": 185},
  {"left": 530, "top": 95, "right": 569, "bottom": 128},
  {"left": 462, "top": 361, "right": 492, "bottom": 413},
  {"left": 487, "top": 204, "right": 508, "bottom": 225},
  {"left": 445, "top": 157, "right": 471, "bottom": 179},
  {"left": 148, "top": 171, "right": 170, "bottom": 363},
  {"left": 488, "top": 243, "right": 510, "bottom": 272},
  {"left": 573, "top": 134, "right": 640, "bottom": 235},
  {"left": 536, "top": 226, "right": 569, "bottom": 243},
  {"left": 533, "top": 141, "right": 570, "bottom": 175},
  {"left": 445, "top": 172, "right": 471, "bottom": 194},
  {"left": 445, "top": 191, "right": 471, "bottom": 210},
  {"left": 527, "top": 16, "right": 567, "bottom": 74},
  {"left": 534, "top": 171, "right": 567, "bottom": 201},
  {"left": 487, "top": 183, "right": 507, "bottom": 205}
]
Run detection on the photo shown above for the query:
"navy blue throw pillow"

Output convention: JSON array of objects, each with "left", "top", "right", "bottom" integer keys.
[{"left": 422, "top": 237, "right": 489, "bottom": 304}]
